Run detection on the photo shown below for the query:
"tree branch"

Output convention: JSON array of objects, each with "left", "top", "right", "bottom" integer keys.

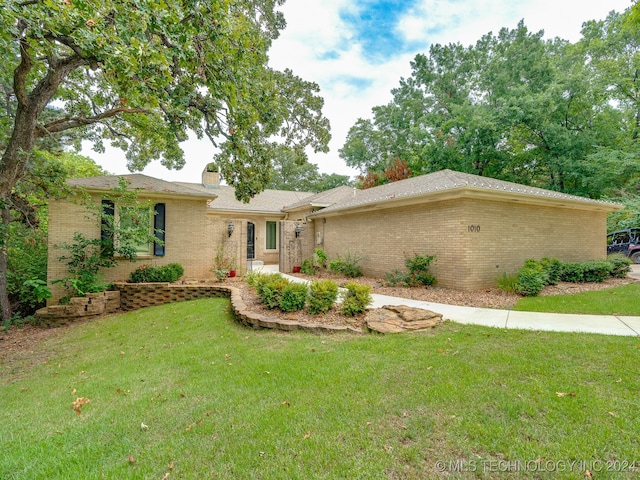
[{"left": 36, "top": 107, "right": 150, "bottom": 137}]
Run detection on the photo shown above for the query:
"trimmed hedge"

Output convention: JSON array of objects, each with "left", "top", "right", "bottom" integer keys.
[
  {"left": 129, "top": 263, "right": 184, "bottom": 283},
  {"left": 513, "top": 256, "right": 631, "bottom": 297},
  {"left": 307, "top": 279, "right": 338, "bottom": 314},
  {"left": 341, "top": 282, "right": 372, "bottom": 316}
]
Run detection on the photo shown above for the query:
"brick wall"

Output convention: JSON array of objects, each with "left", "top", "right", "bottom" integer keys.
[
  {"left": 48, "top": 195, "right": 228, "bottom": 303},
  {"left": 279, "top": 220, "right": 314, "bottom": 272},
  {"left": 316, "top": 197, "right": 608, "bottom": 290}
]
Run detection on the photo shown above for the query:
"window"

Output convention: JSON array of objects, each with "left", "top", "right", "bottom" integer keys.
[
  {"left": 101, "top": 201, "right": 165, "bottom": 257},
  {"left": 117, "top": 205, "right": 153, "bottom": 255},
  {"left": 266, "top": 221, "right": 277, "bottom": 250}
]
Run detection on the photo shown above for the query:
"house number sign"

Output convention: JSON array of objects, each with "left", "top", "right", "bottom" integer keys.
[{"left": 468, "top": 225, "right": 481, "bottom": 232}]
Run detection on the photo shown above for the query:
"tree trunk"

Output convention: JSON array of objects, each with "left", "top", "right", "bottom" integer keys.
[{"left": 0, "top": 206, "right": 11, "bottom": 322}]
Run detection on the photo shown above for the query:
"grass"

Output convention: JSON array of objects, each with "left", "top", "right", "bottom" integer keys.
[
  {"left": 1, "top": 298, "right": 640, "bottom": 479},
  {"left": 514, "top": 283, "right": 640, "bottom": 315}
]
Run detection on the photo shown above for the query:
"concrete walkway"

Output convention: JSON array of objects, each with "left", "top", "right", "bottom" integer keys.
[{"left": 255, "top": 264, "right": 640, "bottom": 337}]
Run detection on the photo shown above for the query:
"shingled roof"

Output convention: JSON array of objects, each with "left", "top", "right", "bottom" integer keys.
[
  {"left": 175, "top": 182, "right": 314, "bottom": 214},
  {"left": 68, "top": 174, "right": 214, "bottom": 199},
  {"left": 282, "top": 185, "right": 356, "bottom": 212},
  {"left": 308, "top": 169, "right": 621, "bottom": 216}
]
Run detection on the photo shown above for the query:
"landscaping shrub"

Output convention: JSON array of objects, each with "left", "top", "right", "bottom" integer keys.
[
  {"left": 540, "top": 257, "right": 562, "bottom": 285},
  {"left": 515, "top": 266, "right": 547, "bottom": 297},
  {"left": 607, "top": 254, "right": 632, "bottom": 278},
  {"left": 341, "top": 282, "right": 372, "bottom": 316},
  {"left": 560, "top": 262, "right": 586, "bottom": 283},
  {"left": 314, "top": 248, "right": 328, "bottom": 269},
  {"left": 522, "top": 259, "right": 550, "bottom": 285},
  {"left": 247, "top": 271, "right": 271, "bottom": 287},
  {"left": 328, "top": 251, "right": 363, "bottom": 278},
  {"left": 496, "top": 272, "right": 518, "bottom": 293},
  {"left": 383, "top": 254, "right": 437, "bottom": 287},
  {"left": 405, "top": 253, "right": 436, "bottom": 286},
  {"left": 307, "top": 279, "right": 338, "bottom": 314},
  {"left": 279, "top": 283, "right": 308, "bottom": 312},
  {"left": 254, "top": 274, "right": 290, "bottom": 310},
  {"left": 129, "top": 263, "right": 184, "bottom": 283},
  {"left": 581, "top": 260, "right": 613, "bottom": 283},
  {"left": 383, "top": 269, "right": 408, "bottom": 287},
  {"left": 300, "top": 259, "right": 318, "bottom": 275}
]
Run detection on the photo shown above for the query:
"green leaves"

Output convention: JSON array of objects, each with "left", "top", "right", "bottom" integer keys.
[
  {"left": 2, "top": 0, "right": 330, "bottom": 201},
  {"left": 339, "top": 7, "right": 640, "bottom": 200}
]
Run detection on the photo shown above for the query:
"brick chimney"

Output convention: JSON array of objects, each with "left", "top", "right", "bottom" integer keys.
[{"left": 202, "top": 163, "right": 220, "bottom": 187}]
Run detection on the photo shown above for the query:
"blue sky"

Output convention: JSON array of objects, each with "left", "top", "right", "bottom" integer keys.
[{"left": 89, "top": 0, "right": 633, "bottom": 182}]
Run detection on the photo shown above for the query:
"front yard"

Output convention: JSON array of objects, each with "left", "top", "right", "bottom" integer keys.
[{"left": 1, "top": 297, "right": 639, "bottom": 479}]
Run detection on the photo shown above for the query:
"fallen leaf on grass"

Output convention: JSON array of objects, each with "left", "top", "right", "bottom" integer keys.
[
  {"left": 303, "top": 431, "right": 311, "bottom": 439},
  {"left": 281, "top": 401, "right": 291, "bottom": 407},
  {"left": 128, "top": 456, "right": 135, "bottom": 464},
  {"left": 72, "top": 397, "right": 90, "bottom": 414},
  {"left": 608, "top": 411, "right": 617, "bottom": 417},
  {"left": 585, "top": 469, "right": 593, "bottom": 479},
  {"left": 555, "top": 392, "right": 576, "bottom": 397}
]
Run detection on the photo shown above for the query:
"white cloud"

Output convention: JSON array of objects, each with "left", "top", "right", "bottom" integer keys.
[{"left": 85, "top": 0, "right": 633, "bottom": 183}]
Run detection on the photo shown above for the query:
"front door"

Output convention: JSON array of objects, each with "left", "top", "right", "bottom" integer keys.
[{"left": 247, "top": 222, "right": 255, "bottom": 260}]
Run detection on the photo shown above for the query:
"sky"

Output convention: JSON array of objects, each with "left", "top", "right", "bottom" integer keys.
[{"left": 85, "top": 0, "right": 633, "bottom": 184}]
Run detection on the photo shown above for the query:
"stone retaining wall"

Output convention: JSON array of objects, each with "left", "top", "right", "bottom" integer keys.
[
  {"left": 35, "top": 291, "right": 121, "bottom": 327},
  {"left": 112, "top": 283, "right": 230, "bottom": 311},
  {"left": 36, "top": 283, "right": 361, "bottom": 334}
]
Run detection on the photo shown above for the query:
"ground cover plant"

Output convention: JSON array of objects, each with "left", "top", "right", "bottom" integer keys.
[{"left": 1, "top": 299, "right": 639, "bottom": 479}]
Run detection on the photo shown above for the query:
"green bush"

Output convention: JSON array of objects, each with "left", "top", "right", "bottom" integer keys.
[
  {"left": 383, "top": 269, "right": 408, "bottom": 287},
  {"left": 300, "top": 259, "right": 318, "bottom": 275},
  {"left": 254, "top": 274, "right": 290, "bottom": 310},
  {"left": 341, "top": 282, "right": 372, "bottom": 316},
  {"left": 328, "top": 251, "right": 363, "bottom": 278},
  {"left": 279, "top": 283, "right": 308, "bottom": 312},
  {"left": 522, "top": 259, "right": 550, "bottom": 285},
  {"left": 307, "top": 279, "right": 338, "bottom": 314},
  {"left": 540, "top": 257, "right": 562, "bottom": 285},
  {"left": 515, "top": 266, "right": 547, "bottom": 297},
  {"left": 129, "top": 263, "right": 184, "bottom": 283},
  {"left": 607, "top": 254, "right": 632, "bottom": 278},
  {"left": 405, "top": 253, "right": 436, "bottom": 286},
  {"left": 560, "top": 262, "right": 586, "bottom": 283},
  {"left": 314, "top": 248, "right": 328, "bottom": 269},
  {"left": 581, "top": 260, "right": 613, "bottom": 283}
]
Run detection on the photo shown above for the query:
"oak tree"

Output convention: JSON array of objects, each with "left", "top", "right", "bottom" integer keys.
[{"left": 0, "top": 0, "right": 330, "bottom": 320}]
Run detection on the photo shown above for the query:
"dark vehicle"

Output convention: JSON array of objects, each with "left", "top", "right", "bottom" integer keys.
[{"left": 607, "top": 228, "right": 640, "bottom": 264}]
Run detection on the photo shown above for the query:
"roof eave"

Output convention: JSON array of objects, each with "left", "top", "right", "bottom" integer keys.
[
  {"left": 71, "top": 185, "right": 217, "bottom": 201},
  {"left": 307, "top": 187, "right": 622, "bottom": 218}
]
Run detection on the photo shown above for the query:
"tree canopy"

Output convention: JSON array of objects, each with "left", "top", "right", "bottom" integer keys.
[
  {"left": 265, "top": 146, "right": 351, "bottom": 192},
  {"left": 339, "top": 9, "right": 640, "bottom": 201},
  {"left": 0, "top": 0, "right": 330, "bottom": 202},
  {"left": 0, "top": 0, "right": 331, "bottom": 320}
]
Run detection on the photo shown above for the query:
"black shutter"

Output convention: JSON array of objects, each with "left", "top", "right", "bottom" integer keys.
[
  {"left": 154, "top": 203, "right": 165, "bottom": 256},
  {"left": 101, "top": 200, "right": 115, "bottom": 258}
]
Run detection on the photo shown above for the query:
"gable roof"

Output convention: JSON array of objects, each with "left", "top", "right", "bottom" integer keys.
[
  {"left": 308, "top": 169, "right": 621, "bottom": 217},
  {"left": 175, "top": 182, "right": 315, "bottom": 214},
  {"left": 68, "top": 174, "right": 214, "bottom": 199}
]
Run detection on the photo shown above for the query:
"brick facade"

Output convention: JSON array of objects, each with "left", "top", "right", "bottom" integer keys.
[{"left": 314, "top": 197, "right": 608, "bottom": 290}]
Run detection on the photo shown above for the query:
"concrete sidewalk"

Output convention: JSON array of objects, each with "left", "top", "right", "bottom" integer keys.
[{"left": 271, "top": 263, "right": 640, "bottom": 337}]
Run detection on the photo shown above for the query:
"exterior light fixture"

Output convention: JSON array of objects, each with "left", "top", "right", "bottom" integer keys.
[
  {"left": 295, "top": 223, "right": 302, "bottom": 238},
  {"left": 227, "top": 221, "right": 234, "bottom": 237}
]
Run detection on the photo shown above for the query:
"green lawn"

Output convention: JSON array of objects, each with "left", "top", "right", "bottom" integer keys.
[
  {"left": 1, "top": 298, "right": 639, "bottom": 479},
  {"left": 514, "top": 283, "right": 640, "bottom": 315}
]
